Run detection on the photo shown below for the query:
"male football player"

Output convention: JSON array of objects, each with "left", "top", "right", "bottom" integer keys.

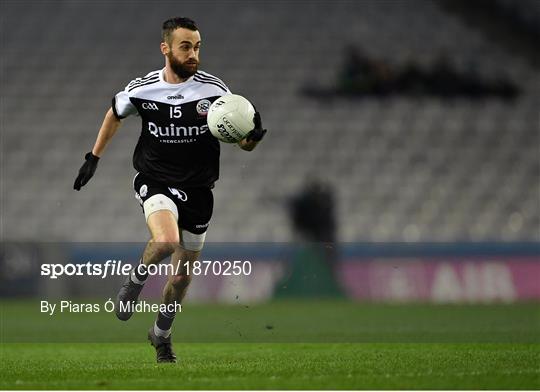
[{"left": 73, "top": 17, "right": 266, "bottom": 363}]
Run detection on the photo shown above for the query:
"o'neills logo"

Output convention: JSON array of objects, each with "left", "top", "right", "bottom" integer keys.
[
  {"left": 148, "top": 121, "right": 208, "bottom": 137},
  {"left": 167, "top": 94, "right": 184, "bottom": 100}
]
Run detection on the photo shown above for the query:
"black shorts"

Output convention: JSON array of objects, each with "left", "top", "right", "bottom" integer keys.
[{"left": 133, "top": 172, "right": 214, "bottom": 235}]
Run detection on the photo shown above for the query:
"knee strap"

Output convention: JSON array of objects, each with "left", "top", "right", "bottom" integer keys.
[{"left": 143, "top": 194, "right": 179, "bottom": 222}]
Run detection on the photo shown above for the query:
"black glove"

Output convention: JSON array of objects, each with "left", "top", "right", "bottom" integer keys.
[
  {"left": 246, "top": 111, "right": 267, "bottom": 142},
  {"left": 73, "top": 152, "right": 99, "bottom": 191}
]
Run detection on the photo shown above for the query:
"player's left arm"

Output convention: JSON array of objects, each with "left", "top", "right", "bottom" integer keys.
[{"left": 238, "top": 111, "right": 267, "bottom": 151}]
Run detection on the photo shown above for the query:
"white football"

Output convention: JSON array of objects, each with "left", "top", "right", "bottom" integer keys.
[{"left": 207, "top": 94, "right": 256, "bottom": 143}]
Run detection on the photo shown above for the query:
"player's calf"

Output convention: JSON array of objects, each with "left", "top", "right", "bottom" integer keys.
[{"left": 169, "top": 273, "right": 192, "bottom": 292}]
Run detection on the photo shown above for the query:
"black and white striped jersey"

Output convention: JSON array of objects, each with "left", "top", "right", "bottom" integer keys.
[{"left": 112, "top": 68, "right": 231, "bottom": 188}]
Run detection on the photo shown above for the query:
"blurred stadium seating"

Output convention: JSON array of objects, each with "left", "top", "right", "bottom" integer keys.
[
  {"left": 1, "top": 0, "right": 538, "bottom": 242},
  {"left": 496, "top": 0, "right": 540, "bottom": 35}
]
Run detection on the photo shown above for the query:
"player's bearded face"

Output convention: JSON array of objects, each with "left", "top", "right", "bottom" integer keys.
[{"left": 167, "top": 50, "right": 199, "bottom": 79}]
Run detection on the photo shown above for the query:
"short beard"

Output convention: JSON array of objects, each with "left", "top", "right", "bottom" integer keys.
[{"left": 167, "top": 52, "right": 198, "bottom": 79}]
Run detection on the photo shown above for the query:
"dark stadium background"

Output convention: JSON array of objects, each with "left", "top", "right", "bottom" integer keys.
[{"left": 0, "top": 0, "right": 539, "bottom": 389}]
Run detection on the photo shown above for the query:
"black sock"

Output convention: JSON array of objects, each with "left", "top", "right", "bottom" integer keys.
[
  {"left": 156, "top": 308, "right": 176, "bottom": 331},
  {"left": 132, "top": 260, "right": 148, "bottom": 283}
]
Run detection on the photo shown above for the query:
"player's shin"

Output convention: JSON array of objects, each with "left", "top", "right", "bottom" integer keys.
[{"left": 155, "top": 249, "right": 197, "bottom": 335}]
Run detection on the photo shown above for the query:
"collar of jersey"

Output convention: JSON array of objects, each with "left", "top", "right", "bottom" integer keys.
[{"left": 159, "top": 68, "right": 195, "bottom": 86}]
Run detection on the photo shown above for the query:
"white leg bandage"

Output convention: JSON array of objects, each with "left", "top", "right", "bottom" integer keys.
[
  {"left": 143, "top": 194, "right": 179, "bottom": 222},
  {"left": 181, "top": 229, "right": 206, "bottom": 252}
]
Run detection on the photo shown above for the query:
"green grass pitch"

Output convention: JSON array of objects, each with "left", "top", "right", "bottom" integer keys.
[{"left": 1, "top": 300, "right": 539, "bottom": 389}]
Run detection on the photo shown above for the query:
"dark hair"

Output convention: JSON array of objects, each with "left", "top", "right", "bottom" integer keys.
[{"left": 162, "top": 17, "right": 198, "bottom": 44}]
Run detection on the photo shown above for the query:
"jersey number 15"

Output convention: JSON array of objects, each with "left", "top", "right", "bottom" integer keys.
[{"left": 170, "top": 107, "right": 182, "bottom": 118}]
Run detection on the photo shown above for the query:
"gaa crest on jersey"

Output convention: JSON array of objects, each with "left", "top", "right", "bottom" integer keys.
[{"left": 196, "top": 99, "right": 211, "bottom": 116}]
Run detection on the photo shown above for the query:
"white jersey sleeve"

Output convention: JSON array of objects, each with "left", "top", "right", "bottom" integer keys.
[
  {"left": 112, "top": 83, "right": 139, "bottom": 119},
  {"left": 111, "top": 70, "right": 160, "bottom": 119}
]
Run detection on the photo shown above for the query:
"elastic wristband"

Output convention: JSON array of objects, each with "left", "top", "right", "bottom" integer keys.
[{"left": 85, "top": 152, "right": 100, "bottom": 162}]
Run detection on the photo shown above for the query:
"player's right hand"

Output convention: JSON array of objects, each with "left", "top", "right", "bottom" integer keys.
[{"left": 73, "top": 152, "right": 99, "bottom": 191}]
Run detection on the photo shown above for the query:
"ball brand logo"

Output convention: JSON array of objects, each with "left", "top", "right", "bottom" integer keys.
[
  {"left": 222, "top": 117, "right": 235, "bottom": 131},
  {"left": 222, "top": 117, "right": 242, "bottom": 139},
  {"left": 216, "top": 123, "right": 236, "bottom": 143},
  {"left": 148, "top": 121, "right": 208, "bottom": 138},
  {"left": 167, "top": 95, "right": 184, "bottom": 100},
  {"left": 142, "top": 102, "right": 159, "bottom": 110}
]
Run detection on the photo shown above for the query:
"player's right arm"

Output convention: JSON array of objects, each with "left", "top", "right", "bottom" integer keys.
[
  {"left": 73, "top": 108, "right": 123, "bottom": 191},
  {"left": 74, "top": 79, "right": 139, "bottom": 191},
  {"left": 92, "top": 108, "right": 122, "bottom": 157}
]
